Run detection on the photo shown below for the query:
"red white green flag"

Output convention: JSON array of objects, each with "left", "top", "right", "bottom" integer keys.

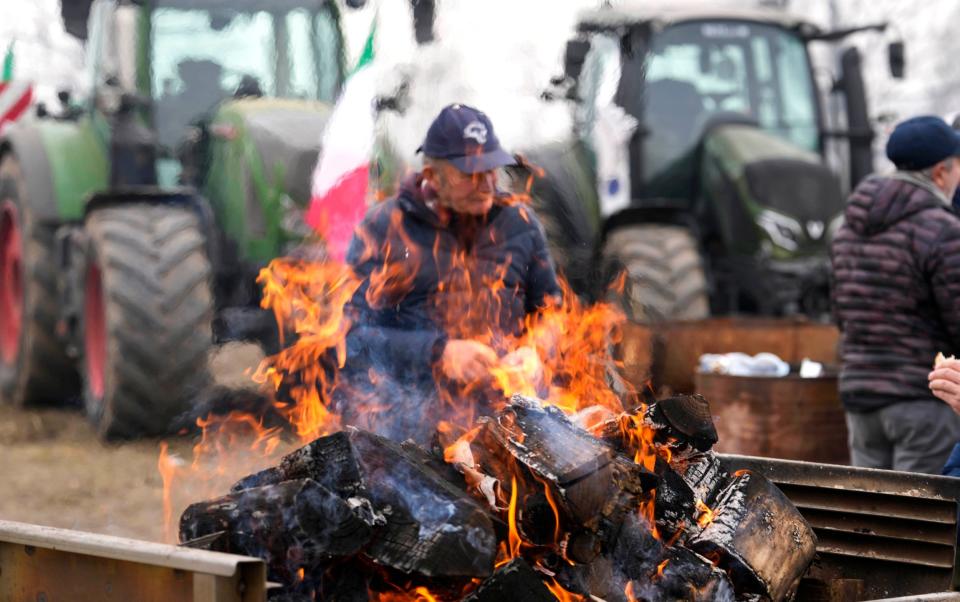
[
  {"left": 306, "top": 23, "right": 377, "bottom": 262},
  {"left": 0, "top": 42, "right": 33, "bottom": 134}
]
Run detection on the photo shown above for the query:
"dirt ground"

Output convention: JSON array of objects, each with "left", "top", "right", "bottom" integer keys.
[
  {"left": 0, "top": 343, "right": 274, "bottom": 544},
  {"left": 0, "top": 403, "right": 189, "bottom": 543}
]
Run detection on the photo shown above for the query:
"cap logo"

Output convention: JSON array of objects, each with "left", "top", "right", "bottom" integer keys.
[{"left": 463, "top": 120, "right": 488, "bottom": 145}]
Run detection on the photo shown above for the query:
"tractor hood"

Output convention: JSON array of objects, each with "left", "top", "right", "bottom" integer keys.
[
  {"left": 225, "top": 98, "right": 332, "bottom": 206},
  {"left": 702, "top": 123, "right": 844, "bottom": 256}
]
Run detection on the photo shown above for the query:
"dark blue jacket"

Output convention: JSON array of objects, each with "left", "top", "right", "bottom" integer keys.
[
  {"left": 337, "top": 175, "right": 561, "bottom": 441},
  {"left": 943, "top": 442, "right": 960, "bottom": 477}
]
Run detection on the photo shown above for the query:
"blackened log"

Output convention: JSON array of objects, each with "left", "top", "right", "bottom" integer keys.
[
  {"left": 624, "top": 545, "right": 735, "bottom": 602},
  {"left": 610, "top": 514, "right": 734, "bottom": 602},
  {"left": 676, "top": 450, "right": 728, "bottom": 509},
  {"left": 231, "top": 431, "right": 362, "bottom": 496},
  {"left": 474, "top": 396, "right": 656, "bottom": 530},
  {"left": 654, "top": 467, "right": 696, "bottom": 540},
  {"left": 179, "top": 478, "right": 371, "bottom": 582},
  {"left": 348, "top": 428, "right": 497, "bottom": 578},
  {"left": 648, "top": 394, "right": 718, "bottom": 452},
  {"left": 461, "top": 558, "right": 555, "bottom": 602},
  {"left": 687, "top": 471, "right": 817, "bottom": 601}
]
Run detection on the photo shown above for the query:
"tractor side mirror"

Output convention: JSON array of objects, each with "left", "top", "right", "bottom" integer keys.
[
  {"left": 888, "top": 40, "right": 905, "bottom": 79},
  {"left": 564, "top": 39, "right": 591, "bottom": 82}
]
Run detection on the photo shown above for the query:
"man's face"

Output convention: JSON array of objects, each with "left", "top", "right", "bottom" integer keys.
[
  {"left": 425, "top": 161, "right": 497, "bottom": 216},
  {"left": 934, "top": 157, "right": 960, "bottom": 200}
]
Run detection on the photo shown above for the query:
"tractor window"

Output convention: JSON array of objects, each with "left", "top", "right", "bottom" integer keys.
[
  {"left": 150, "top": 3, "right": 342, "bottom": 152},
  {"left": 635, "top": 21, "right": 819, "bottom": 196}
]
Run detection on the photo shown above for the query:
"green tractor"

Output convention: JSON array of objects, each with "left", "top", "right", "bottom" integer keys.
[
  {"left": 531, "top": 5, "right": 904, "bottom": 321},
  {"left": 0, "top": 0, "right": 346, "bottom": 438}
]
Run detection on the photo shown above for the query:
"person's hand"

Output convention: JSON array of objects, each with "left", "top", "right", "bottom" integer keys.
[
  {"left": 500, "top": 346, "right": 546, "bottom": 394},
  {"left": 441, "top": 339, "right": 498, "bottom": 383},
  {"left": 929, "top": 358, "right": 960, "bottom": 415}
]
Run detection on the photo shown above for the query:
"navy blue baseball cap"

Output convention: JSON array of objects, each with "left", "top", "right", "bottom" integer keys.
[
  {"left": 886, "top": 115, "right": 960, "bottom": 170},
  {"left": 417, "top": 104, "right": 517, "bottom": 174}
]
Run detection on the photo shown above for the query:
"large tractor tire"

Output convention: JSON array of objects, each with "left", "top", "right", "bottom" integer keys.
[
  {"left": 0, "top": 154, "right": 80, "bottom": 406},
  {"left": 82, "top": 203, "right": 214, "bottom": 439},
  {"left": 603, "top": 224, "right": 710, "bottom": 322}
]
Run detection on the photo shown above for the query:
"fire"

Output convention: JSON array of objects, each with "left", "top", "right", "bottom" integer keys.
[
  {"left": 371, "top": 586, "right": 439, "bottom": 602},
  {"left": 157, "top": 442, "right": 178, "bottom": 542},
  {"left": 255, "top": 257, "right": 360, "bottom": 441},
  {"left": 500, "top": 476, "right": 522, "bottom": 565},
  {"left": 156, "top": 162, "right": 680, "bottom": 602},
  {"left": 545, "top": 578, "right": 585, "bottom": 602},
  {"left": 540, "top": 477, "right": 563, "bottom": 545},
  {"left": 696, "top": 499, "right": 716, "bottom": 528},
  {"left": 656, "top": 559, "right": 670, "bottom": 578},
  {"left": 625, "top": 581, "right": 638, "bottom": 602}
]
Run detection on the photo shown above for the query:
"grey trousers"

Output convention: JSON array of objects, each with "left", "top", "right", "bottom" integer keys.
[{"left": 846, "top": 401, "right": 960, "bottom": 474}]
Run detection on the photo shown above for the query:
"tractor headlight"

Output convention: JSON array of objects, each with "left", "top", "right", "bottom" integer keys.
[{"left": 757, "top": 209, "right": 803, "bottom": 252}]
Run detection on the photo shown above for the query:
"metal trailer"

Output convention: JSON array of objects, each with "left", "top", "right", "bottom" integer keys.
[{"left": 0, "top": 520, "right": 265, "bottom": 601}]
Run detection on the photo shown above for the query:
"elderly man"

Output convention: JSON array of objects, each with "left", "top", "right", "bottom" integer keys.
[
  {"left": 336, "top": 104, "right": 561, "bottom": 443},
  {"left": 831, "top": 115, "right": 960, "bottom": 474}
]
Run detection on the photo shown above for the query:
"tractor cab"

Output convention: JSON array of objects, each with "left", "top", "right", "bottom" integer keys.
[
  {"left": 81, "top": 0, "right": 344, "bottom": 193},
  {"left": 537, "top": 4, "right": 904, "bottom": 318}
]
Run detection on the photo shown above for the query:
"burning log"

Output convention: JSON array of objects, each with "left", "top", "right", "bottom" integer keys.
[
  {"left": 461, "top": 558, "right": 556, "bottom": 602},
  {"left": 687, "top": 470, "right": 817, "bottom": 601},
  {"left": 647, "top": 394, "right": 718, "bottom": 452},
  {"left": 221, "top": 429, "right": 499, "bottom": 579},
  {"left": 472, "top": 395, "right": 656, "bottom": 531},
  {"left": 606, "top": 513, "right": 734, "bottom": 602},
  {"left": 347, "top": 428, "right": 498, "bottom": 578},
  {"left": 179, "top": 387, "right": 818, "bottom": 601},
  {"left": 179, "top": 478, "right": 372, "bottom": 582},
  {"left": 231, "top": 431, "right": 363, "bottom": 495}
]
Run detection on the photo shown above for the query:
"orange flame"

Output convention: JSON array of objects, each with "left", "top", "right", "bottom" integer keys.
[
  {"left": 696, "top": 499, "right": 715, "bottom": 529},
  {"left": 157, "top": 442, "right": 178, "bottom": 542},
  {"left": 545, "top": 578, "right": 586, "bottom": 602},
  {"left": 657, "top": 558, "right": 670, "bottom": 578},
  {"left": 507, "top": 476, "right": 522, "bottom": 559}
]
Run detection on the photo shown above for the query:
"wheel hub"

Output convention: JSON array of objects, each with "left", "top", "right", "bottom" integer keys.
[
  {"left": 0, "top": 201, "right": 23, "bottom": 365},
  {"left": 84, "top": 262, "right": 107, "bottom": 400}
]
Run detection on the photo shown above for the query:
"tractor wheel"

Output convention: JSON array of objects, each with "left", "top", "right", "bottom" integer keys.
[
  {"left": 603, "top": 224, "right": 710, "bottom": 322},
  {"left": 0, "top": 153, "right": 79, "bottom": 406},
  {"left": 82, "top": 203, "right": 214, "bottom": 439}
]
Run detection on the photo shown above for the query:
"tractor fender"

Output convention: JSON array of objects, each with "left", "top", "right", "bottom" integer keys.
[
  {"left": 1, "top": 120, "right": 108, "bottom": 223},
  {"left": 0, "top": 127, "right": 60, "bottom": 223}
]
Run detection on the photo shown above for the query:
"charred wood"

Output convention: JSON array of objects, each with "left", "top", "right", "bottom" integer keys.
[
  {"left": 231, "top": 431, "right": 363, "bottom": 496},
  {"left": 648, "top": 394, "right": 718, "bottom": 452},
  {"left": 461, "top": 558, "right": 555, "bottom": 602},
  {"left": 348, "top": 429, "right": 497, "bottom": 578},
  {"left": 687, "top": 471, "right": 817, "bottom": 601},
  {"left": 179, "top": 478, "right": 372, "bottom": 582}
]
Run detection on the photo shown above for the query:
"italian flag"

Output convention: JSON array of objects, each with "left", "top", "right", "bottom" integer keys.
[
  {"left": 0, "top": 42, "right": 33, "bottom": 134},
  {"left": 306, "top": 24, "right": 377, "bottom": 262}
]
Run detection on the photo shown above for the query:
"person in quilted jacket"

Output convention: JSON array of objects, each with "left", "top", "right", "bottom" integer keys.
[{"left": 831, "top": 115, "right": 960, "bottom": 474}]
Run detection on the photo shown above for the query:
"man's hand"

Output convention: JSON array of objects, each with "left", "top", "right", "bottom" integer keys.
[
  {"left": 441, "top": 339, "right": 498, "bottom": 383},
  {"left": 929, "top": 357, "right": 960, "bottom": 414}
]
